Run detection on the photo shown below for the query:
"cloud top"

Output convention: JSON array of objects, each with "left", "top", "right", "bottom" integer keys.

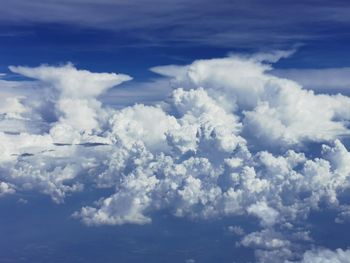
[{"left": 9, "top": 64, "right": 132, "bottom": 98}]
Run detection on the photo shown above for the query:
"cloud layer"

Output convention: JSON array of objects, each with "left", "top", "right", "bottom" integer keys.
[
  {"left": 1, "top": 0, "right": 350, "bottom": 47},
  {"left": 1, "top": 53, "right": 350, "bottom": 262}
]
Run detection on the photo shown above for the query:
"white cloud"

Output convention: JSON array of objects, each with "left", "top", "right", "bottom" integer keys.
[
  {"left": 9, "top": 64, "right": 131, "bottom": 99},
  {"left": 240, "top": 229, "right": 290, "bottom": 250},
  {"left": 247, "top": 201, "right": 279, "bottom": 226},
  {"left": 227, "top": 225, "right": 245, "bottom": 236},
  {"left": 0, "top": 132, "right": 53, "bottom": 163},
  {"left": 0, "top": 181, "right": 15, "bottom": 197},
  {"left": 168, "top": 87, "right": 244, "bottom": 154},
  {"left": 106, "top": 104, "right": 178, "bottom": 152},
  {"left": 9, "top": 64, "right": 131, "bottom": 133},
  {"left": 75, "top": 190, "right": 154, "bottom": 226},
  {"left": 297, "top": 248, "right": 350, "bottom": 263},
  {"left": 153, "top": 54, "right": 350, "bottom": 148},
  {"left": 0, "top": 96, "right": 27, "bottom": 118},
  {"left": 1, "top": 53, "right": 350, "bottom": 262}
]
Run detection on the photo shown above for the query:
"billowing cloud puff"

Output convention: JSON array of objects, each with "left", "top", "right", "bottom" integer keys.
[
  {"left": 9, "top": 64, "right": 132, "bottom": 133},
  {"left": 1, "top": 53, "right": 350, "bottom": 262},
  {"left": 247, "top": 201, "right": 279, "bottom": 227},
  {"left": 0, "top": 181, "right": 15, "bottom": 197},
  {"left": 9, "top": 64, "right": 131, "bottom": 99},
  {"left": 168, "top": 87, "right": 244, "bottom": 154},
  {"left": 152, "top": 54, "right": 350, "bottom": 148},
  {"left": 240, "top": 229, "right": 290, "bottom": 250},
  {"left": 106, "top": 104, "right": 178, "bottom": 152},
  {"left": 297, "top": 248, "right": 350, "bottom": 263},
  {"left": 0, "top": 96, "right": 27, "bottom": 118}
]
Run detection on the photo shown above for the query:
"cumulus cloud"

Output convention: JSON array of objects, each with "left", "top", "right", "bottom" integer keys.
[
  {"left": 9, "top": 64, "right": 131, "bottom": 133},
  {"left": 9, "top": 64, "right": 131, "bottom": 99},
  {"left": 240, "top": 229, "right": 290, "bottom": 250},
  {"left": 296, "top": 248, "right": 350, "bottom": 263},
  {"left": 247, "top": 201, "right": 279, "bottom": 227},
  {"left": 152, "top": 54, "right": 350, "bottom": 148},
  {"left": 1, "top": 52, "right": 350, "bottom": 262},
  {"left": 227, "top": 225, "right": 245, "bottom": 236},
  {"left": 0, "top": 181, "right": 15, "bottom": 197}
]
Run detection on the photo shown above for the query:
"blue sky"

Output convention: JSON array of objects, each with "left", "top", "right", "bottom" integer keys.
[
  {"left": 1, "top": 0, "right": 350, "bottom": 73},
  {"left": 2, "top": 0, "right": 350, "bottom": 107},
  {"left": 1, "top": 1, "right": 350, "bottom": 263}
]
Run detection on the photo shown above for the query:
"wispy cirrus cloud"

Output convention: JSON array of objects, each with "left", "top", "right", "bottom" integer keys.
[
  {"left": 273, "top": 67, "right": 350, "bottom": 91},
  {"left": 0, "top": 0, "right": 350, "bottom": 47}
]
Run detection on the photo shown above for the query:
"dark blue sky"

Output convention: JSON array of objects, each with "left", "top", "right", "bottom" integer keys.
[{"left": 1, "top": 0, "right": 350, "bottom": 79}]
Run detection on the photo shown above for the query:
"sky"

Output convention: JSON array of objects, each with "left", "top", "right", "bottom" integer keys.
[{"left": 1, "top": 1, "right": 350, "bottom": 263}]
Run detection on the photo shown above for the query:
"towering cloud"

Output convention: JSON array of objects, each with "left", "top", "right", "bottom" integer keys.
[
  {"left": 152, "top": 54, "right": 350, "bottom": 148},
  {"left": 1, "top": 53, "right": 350, "bottom": 262},
  {"left": 10, "top": 64, "right": 132, "bottom": 134}
]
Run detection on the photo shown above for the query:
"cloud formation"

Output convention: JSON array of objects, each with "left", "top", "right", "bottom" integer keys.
[
  {"left": 1, "top": 53, "right": 350, "bottom": 261},
  {"left": 297, "top": 248, "right": 350, "bottom": 263},
  {"left": 1, "top": 0, "right": 350, "bottom": 47},
  {"left": 152, "top": 53, "right": 350, "bottom": 147}
]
